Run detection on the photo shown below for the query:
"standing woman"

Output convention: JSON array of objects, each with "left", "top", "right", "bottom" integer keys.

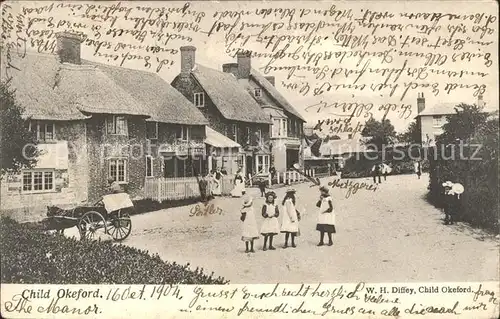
[
  {"left": 281, "top": 188, "right": 300, "bottom": 248},
  {"left": 316, "top": 186, "right": 335, "bottom": 246},
  {"left": 231, "top": 168, "right": 245, "bottom": 197},
  {"left": 213, "top": 168, "right": 224, "bottom": 196},
  {"left": 260, "top": 191, "right": 280, "bottom": 251}
]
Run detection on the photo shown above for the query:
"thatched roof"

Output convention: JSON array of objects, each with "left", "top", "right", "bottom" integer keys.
[
  {"left": 1, "top": 50, "right": 206, "bottom": 124},
  {"left": 85, "top": 60, "right": 207, "bottom": 125},
  {"left": 1, "top": 52, "right": 87, "bottom": 120},
  {"left": 1, "top": 51, "right": 149, "bottom": 120},
  {"left": 250, "top": 69, "right": 306, "bottom": 122},
  {"left": 190, "top": 64, "right": 271, "bottom": 124}
]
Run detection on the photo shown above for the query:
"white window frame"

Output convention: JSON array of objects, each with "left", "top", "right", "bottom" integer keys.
[
  {"left": 146, "top": 121, "right": 159, "bottom": 144},
  {"left": 281, "top": 119, "right": 288, "bottom": 137},
  {"left": 108, "top": 158, "right": 127, "bottom": 183},
  {"left": 254, "top": 88, "right": 262, "bottom": 97},
  {"left": 146, "top": 155, "right": 154, "bottom": 177},
  {"left": 246, "top": 126, "right": 251, "bottom": 144},
  {"left": 28, "top": 121, "right": 56, "bottom": 141},
  {"left": 177, "top": 126, "right": 190, "bottom": 141},
  {"left": 22, "top": 169, "right": 55, "bottom": 193},
  {"left": 432, "top": 115, "right": 442, "bottom": 127},
  {"left": 194, "top": 92, "right": 205, "bottom": 107},
  {"left": 106, "top": 115, "right": 128, "bottom": 136},
  {"left": 255, "top": 155, "right": 270, "bottom": 174},
  {"left": 232, "top": 124, "right": 238, "bottom": 143}
]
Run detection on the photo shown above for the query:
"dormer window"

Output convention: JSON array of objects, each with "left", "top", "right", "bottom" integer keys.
[
  {"left": 106, "top": 115, "right": 128, "bottom": 136},
  {"left": 27, "top": 121, "right": 55, "bottom": 141},
  {"left": 194, "top": 92, "right": 205, "bottom": 107},
  {"left": 254, "top": 88, "right": 261, "bottom": 98}
]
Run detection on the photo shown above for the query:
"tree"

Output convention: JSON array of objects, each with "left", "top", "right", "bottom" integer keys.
[
  {"left": 437, "top": 103, "right": 489, "bottom": 145},
  {"left": 0, "top": 79, "right": 38, "bottom": 175},
  {"left": 361, "top": 117, "right": 396, "bottom": 150},
  {"left": 398, "top": 120, "right": 420, "bottom": 145}
]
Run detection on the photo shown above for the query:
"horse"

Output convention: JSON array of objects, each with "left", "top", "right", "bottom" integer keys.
[{"left": 45, "top": 206, "right": 79, "bottom": 235}]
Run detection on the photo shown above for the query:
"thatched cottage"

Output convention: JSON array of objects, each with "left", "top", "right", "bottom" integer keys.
[
  {"left": 222, "top": 52, "right": 307, "bottom": 172},
  {"left": 171, "top": 46, "right": 273, "bottom": 177},
  {"left": 0, "top": 32, "right": 208, "bottom": 214}
]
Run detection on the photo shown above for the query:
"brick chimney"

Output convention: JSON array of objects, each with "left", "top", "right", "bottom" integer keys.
[
  {"left": 237, "top": 51, "right": 251, "bottom": 79},
  {"left": 222, "top": 63, "right": 238, "bottom": 78},
  {"left": 56, "top": 32, "right": 83, "bottom": 65},
  {"left": 180, "top": 46, "right": 196, "bottom": 76},
  {"left": 265, "top": 76, "right": 275, "bottom": 86},
  {"left": 417, "top": 92, "right": 425, "bottom": 114},
  {"left": 477, "top": 94, "right": 484, "bottom": 108}
]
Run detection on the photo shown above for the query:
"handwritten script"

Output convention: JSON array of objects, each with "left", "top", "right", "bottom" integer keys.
[
  {"left": 2, "top": 282, "right": 499, "bottom": 317},
  {"left": 1, "top": 1, "right": 497, "bottom": 128}
]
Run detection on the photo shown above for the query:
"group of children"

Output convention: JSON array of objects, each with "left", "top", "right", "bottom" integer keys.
[{"left": 239, "top": 186, "right": 336, "bottom": 253}]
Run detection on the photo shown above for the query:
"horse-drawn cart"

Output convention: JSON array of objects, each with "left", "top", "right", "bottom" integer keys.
[{"left": 45, "top": 193, "right": 133, "bottom": 242}]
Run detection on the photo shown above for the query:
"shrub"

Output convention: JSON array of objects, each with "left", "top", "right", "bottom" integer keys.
[{"left": 0, "top": 216, "right": 229, "bottom": 284}]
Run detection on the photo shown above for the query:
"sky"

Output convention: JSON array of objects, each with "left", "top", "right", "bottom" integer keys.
[{"left": 4, "top": 1, "right": 499, "bottom": 133}]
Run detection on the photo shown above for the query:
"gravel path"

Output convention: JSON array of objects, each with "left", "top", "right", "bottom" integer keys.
[{"left": 66, "top": 173, "right": 500, "bottom": 283}]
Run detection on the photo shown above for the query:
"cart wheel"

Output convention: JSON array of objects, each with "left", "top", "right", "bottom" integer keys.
[
  {"left": 107, "top": 210, "right": 132, "bottom": 242},
  {"left": 78, "top": 211, "right": 107, "bottom": 241}
]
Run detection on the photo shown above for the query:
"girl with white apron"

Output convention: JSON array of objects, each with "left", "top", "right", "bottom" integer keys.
[
  {"left": 240, "top": 191, "right": 259, "bottom": 253},
  {"left": 316, "top": 186, "right": 336, "bottom": 246},
  {"left": 280, "top": 188, "right": 300, "bottom": 248},
  {"left": 231, "top": 170, "right": 245, "bottom": 197},
  {"left": 260, "top": 191, "right": 280, "bottom": 251}
]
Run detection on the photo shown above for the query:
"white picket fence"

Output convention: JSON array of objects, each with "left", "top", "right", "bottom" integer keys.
[
  {"left": 144, "top": 169, "right": 318, "bottom": 202},
  {"left": 276, "top": 169, "right": 316, "bottom": 185},
  {"left": 144, "top": 175, "right": 235, "bottom": 202}
]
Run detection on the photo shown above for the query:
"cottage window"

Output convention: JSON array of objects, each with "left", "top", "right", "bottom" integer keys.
[
  {"left": 106, "top": 115, "right": 128, "bottom": 136},
  {"left": 256, "top": 155, "right": 270, "bottom": 174},
  {"left": 22, "top": 170, "right": 54, "bottom": 192},
  {"left": 194, "top": 92, "right": 205, "bottom": 107},
  {"left": 232, "top": 124, "right": 238, "bottom": 143},
  {"left": 109, "top": 159, "right": 127, "bottom": 183},
  {"left": 28, "top": 121, "right": 55, "bottom": 141},
  {"left": 254, "top": 88, "right": 262, "bottom": 97},
  {"left": 146, "top": 156, "right": 153, "bottom": 177},
  {"left": 146, "top": 122, "right": 158, "bottom": 143},
  {"left": 176, "top": 126, "right": 190, "bottom": 141},
  {"left": 432, "top": 115, "right": 443, "bottom": 127},
  {"left": 246, "top": 127, "right": 251, "bottom": 144},
  {"left": 281, "top": 119, "right": 288, "bottom": 137}
]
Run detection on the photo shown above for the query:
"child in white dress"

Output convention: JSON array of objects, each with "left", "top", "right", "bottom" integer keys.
[
  {"left": 280, "top": 188, "right": 300, "bottom": 248},
  {"left": 240, "top": 191, "right": 259, "bottom": 253},
  {"left": 261, "top": 191, "right": 280, "bottom": 251}
]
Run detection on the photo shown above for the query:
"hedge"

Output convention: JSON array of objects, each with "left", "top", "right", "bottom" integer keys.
[
  {"left": 0, "top": 216, "right": 229, "bottom": 284},
  {"left": 427, "top": 145, "right": 499, "bottom": 233}
]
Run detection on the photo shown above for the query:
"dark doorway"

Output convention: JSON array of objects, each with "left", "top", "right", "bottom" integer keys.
[
  {"left": 246, "top": 155, "right": 253, "bottom": 177},
  {"left": 286, "top": 149, "right": 299, "bottom": 169}
]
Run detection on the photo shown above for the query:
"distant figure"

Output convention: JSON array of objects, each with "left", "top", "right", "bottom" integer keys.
[
  {"left": 257, "top": 179, "right": 267, "bottom": 197},
  {"left": 231, "top": 168, "right": 245, "bottom": 198},
  {"left": 414, "top": 161, "right": 422, "bottom": 179},
  {"left": 198, "top": 175, "right": 209, "bottom": 202},
  {"left": 381, "top": 163, "right": 391, "bottom": 181},
  {"left": 269, "top": 166, "right": 276, "bottom": 184},
  {"left": 442, "top": 181, "right": 460, "bottom": 225},
  {"left": 240, "top": 191, "right": 259, "bottom": 253},
  {"left": 213, "top": 168, "right": 224, "bottom": 196},
  {"left": 372, "top": 164, "right": 382, "bottom": 184},
  {"left": 108, "top": 178, "right": 122, "bottom": 194}
]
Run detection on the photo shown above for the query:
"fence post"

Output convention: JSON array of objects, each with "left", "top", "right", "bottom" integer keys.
[
  {"left": 156, "top": 178, "right": 161, "bottom": 202},
  {"left": 312, "top": 169, "right": 315, "bottom": 177},
  {"left": 268, "top": 173, "right": 271, "bottom": 187},
  {"left": 277, "top": 172, "right": 280, "bottom": 184}
]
